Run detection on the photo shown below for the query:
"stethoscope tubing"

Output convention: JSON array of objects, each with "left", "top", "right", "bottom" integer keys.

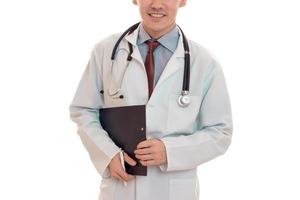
[{"left": 109, "top": 22, "right": 191, "bottom": 107}]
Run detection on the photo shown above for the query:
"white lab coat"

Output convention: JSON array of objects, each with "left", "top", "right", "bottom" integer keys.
[{"left": 69, "top": 25, "right": 233, "bottom": 200}]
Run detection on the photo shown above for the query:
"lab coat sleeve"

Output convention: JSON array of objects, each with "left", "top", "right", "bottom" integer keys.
[
  {"left": 159, "top": 59, "right": 233, "bottom": 172},
  {"left": 69, "top": 45, "right": 121, "bottom": 178}
]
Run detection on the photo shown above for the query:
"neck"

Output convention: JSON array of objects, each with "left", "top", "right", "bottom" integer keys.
[{"left": 142, "top": 22, "right": 176, "bottom": 39}]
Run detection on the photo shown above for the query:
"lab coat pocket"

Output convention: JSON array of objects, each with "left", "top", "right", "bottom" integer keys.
[
  {"left": 103, "top": 82, "right": 127, "bottom": 108},
  {"left": 99, "top": 177, "right": 117, "bottom": 200},
  {"left": 103, "top": 64, "right": 129, "bottom": 108},
  {"left": 169, "top": 178, "right": 198, "bottom": 200},
  {"left": 167, "top": 94, "right": 201, "bottom": 133},
  {"left": 104, "top": 94, "right": 127, "bottom": 108}
]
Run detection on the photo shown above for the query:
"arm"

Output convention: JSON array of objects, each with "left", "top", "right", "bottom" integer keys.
[
  {"left": 69, "top": 45, "right": 120, "bottom": 178},
  {"left": 159, "top": 59, "right": 233, "bottom": 172}
]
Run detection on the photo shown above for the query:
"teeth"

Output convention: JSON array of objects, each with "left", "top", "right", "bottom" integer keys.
[{"left": 149, "top": 13, "right": 164, "bottom": 18}]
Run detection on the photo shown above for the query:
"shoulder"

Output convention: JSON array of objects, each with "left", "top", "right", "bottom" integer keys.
[
  {"left": 187, "top": 39, "right": 223, "bottom": 73},
  {"left": 92, "top": 32, "right": 123, "bottom": 54},
  {"left": 188, "top": 39, "right": 220, "bottom": 64},
  {"left": 87, "top": 32, "right": 124, "bottom": 66}
]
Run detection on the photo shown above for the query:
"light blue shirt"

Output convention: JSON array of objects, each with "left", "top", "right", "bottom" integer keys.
[{"left": 137, "top": 25, "right": 180, "bottom": 86}]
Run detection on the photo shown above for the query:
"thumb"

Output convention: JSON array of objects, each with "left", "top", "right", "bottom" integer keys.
[{"left": 123, "top": 152, "right": 137, "bottom": 166}]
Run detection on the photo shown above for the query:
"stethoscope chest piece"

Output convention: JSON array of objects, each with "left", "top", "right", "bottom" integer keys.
[{"left": 178, "top": 90, "right": 191, "bottom": 107}]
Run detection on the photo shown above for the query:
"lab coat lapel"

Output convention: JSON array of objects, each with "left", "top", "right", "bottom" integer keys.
[
  {"left": 117, "top": 25, "right": 149, "bottom": 104},
  {"left": 154, "top": 34, "right": 185, "bottom": 90},
  {"left": 119, "top": 25, "right": 144, "bottom": 67}
]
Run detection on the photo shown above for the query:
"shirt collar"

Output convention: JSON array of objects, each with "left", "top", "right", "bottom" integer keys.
[{"left": 137, "top": 24, "right": 180, "bottom": 53}]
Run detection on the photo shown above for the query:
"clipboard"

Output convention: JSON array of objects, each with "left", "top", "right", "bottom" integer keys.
[{"left": 99, "top": 105, "right": 147, "bottom": 176}]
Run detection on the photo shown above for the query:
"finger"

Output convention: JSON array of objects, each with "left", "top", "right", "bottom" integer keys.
[
  {"left": 124, "top": 152, "right": 137, "bottom": 166},
  {"left": 135, "top": 154, "right": 154, "bottom": 161},
  {"left": 117, "top": 169, "right": 135, "bottom": 182},
  {"left": 111, "top": 172, "right": 123, "bottom": 181},
  {"left": 134, "top": 147, "right": 153, "bottom": 155},
  {"left": 140, "top": 159, "right": 157, "bottom": 166},
  {"left": 136, "top": 140, "right": 153, "bottom": 149}
]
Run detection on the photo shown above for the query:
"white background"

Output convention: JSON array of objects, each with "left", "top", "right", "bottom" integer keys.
[{"left": 0, "top": 0, "right": 299, "bottom": 199}]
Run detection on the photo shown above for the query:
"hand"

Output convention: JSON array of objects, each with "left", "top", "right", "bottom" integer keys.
[
  {"left": 134, "top": 139, "right": 167, "bottom": 166},
  {"left": 108, "top": 151, "right": 137, "bottom": 182}
]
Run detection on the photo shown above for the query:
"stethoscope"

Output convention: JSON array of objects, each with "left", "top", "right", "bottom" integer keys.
[{"left": 107, "top": 22, "right": 191, "bottom": 108}]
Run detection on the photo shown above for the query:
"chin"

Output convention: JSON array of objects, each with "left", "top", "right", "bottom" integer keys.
[{"left": 144, "top": 21, "right": 167, "bottom": 30}]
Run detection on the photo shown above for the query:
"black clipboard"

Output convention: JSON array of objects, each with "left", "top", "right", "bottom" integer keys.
[{"left": 99, "top": 105, "right": 147, "bottom": 176}]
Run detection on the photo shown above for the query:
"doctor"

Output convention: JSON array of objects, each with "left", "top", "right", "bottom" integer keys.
[{"left": 69, "top": 0, "right": 233, "bottom": 199}]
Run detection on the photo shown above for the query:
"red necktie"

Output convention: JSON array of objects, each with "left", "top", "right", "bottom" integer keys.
[{"left": 145, "top": 40, "right": 159, "bottom": 98}]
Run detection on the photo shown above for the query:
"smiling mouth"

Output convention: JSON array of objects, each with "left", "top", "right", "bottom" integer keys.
[{"left": 148, "top": 13, "right": 166, "bottom": 18}]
